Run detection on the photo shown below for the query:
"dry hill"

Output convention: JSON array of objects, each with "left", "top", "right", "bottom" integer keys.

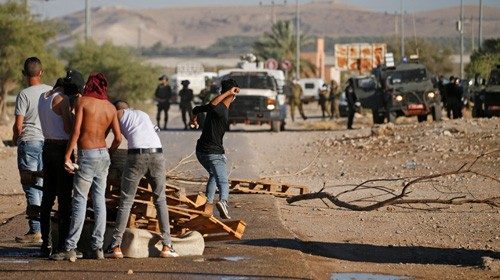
[{"left": 54, "top": 1, "right": 500, "bottom": 48}]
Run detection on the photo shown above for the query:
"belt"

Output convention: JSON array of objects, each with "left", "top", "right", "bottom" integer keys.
[
  {"left": 44, "top": 139, "right": 69, "bottom": 145},
  {"left": 128, "top": 148, "right": 163, "bottom": 155}
]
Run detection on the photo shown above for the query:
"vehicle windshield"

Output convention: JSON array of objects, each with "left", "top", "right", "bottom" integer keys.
[
  {"left": 228, "top": 73, "right": 276, "bottom": 90},
  {"left": 390, "top": 68, "right": 427, "bottom": 84},
  {"left": 356, "top": 78, "right": 376, "bottom": 91},
  {"left": 489, "top": 70, "right": 499, "bottom": 85}
]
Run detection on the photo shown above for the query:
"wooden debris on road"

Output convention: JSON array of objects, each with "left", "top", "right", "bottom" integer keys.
[{"left": 230, "top": 179, "right": 310, "bottom": 197}]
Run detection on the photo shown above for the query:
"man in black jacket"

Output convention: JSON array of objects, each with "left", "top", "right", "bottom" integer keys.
[{"left": 346, "top": 78, "right": 360, "bottom": 129}]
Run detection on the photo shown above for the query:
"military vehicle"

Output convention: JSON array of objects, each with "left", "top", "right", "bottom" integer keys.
[
  {"left": 218, "top": 64, "right": 286, "bottom": 132},
  {"left": 473, "top": 65, "right": 500, "bottom": 117},
  {"left": 338, "top": 75, "right": 380, "bottom": 118},
  {"left": 373, "top": 61, "right": 443, "bottom": 123}
]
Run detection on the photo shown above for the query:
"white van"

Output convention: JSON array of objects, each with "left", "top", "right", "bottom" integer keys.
[{"left": 298, "top": 78, "right": 325, "bottom": 103}]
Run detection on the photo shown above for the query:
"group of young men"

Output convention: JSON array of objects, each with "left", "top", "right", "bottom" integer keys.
[{"left": 13, "top": 57, "right": 239, "bottom": 261}]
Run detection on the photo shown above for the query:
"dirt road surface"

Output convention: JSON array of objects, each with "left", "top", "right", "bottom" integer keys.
[{"left": 0, "top": 103, "right": 498, "bottom": 279}]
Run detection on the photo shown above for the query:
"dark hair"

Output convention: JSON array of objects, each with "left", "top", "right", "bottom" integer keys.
[
  {"left": 113, "top": 100, "right": 129, "bottom": 110},
  {"left": 63, "top": 70, "right": 85, "bottom": 96},
  {"left": 23, "top": 57, "right": 42, "bottom": 77},
  {"left": 220, "top": 78, "right": 239, "bottom": 94}
]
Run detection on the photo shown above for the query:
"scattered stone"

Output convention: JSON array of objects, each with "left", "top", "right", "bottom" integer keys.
[
  {"left": 481, "top": 257, "right": 500, "bottom": 271},
  {"left": 127, "top": 270, "right": 134, "bottom": 275}
]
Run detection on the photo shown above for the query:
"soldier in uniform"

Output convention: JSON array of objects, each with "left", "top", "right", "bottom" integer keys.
[
  {"left": 179, "top": 80, "right": 194, "bottom": 130},
  {"left": 154, "top": 75, "right": 172, "bottom": 130},
  {"left": 289, "top": 79, "right": 307, "bottom": 122},
  {"left": 329, "top": 79, "right": 340, "bottom": 119},
  {"left": 346, "top": 78, "right": 360, "bottom": 129},
  {"left": 318, "top": 84, "right": 330, "bottom": 119}
]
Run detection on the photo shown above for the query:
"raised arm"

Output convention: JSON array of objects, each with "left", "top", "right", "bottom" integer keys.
[{"left": 210, "top": 87, "right": 238, "bottom": 108}]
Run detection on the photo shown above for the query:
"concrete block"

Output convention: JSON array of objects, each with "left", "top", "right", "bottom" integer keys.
[{"left": 51, "top": 220, "right": 204, "bottom": 258}]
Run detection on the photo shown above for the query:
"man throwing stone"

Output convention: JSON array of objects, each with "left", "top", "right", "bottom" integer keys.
[
  {"left": 105, "top": 100, "right": 178, "bottom": 259},
  {"left": 191, "top": 79, "right": 239, "bottom": 219}
]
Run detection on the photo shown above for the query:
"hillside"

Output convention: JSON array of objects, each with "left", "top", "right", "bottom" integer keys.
[{"left": 54, "top": 1, "right": 500, "bottom": 49}]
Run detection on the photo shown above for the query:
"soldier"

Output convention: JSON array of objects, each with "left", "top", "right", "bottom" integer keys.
[
  {"left": 318, "top": 84, "right": 330, "bottom": 119},
  {"left": 445, "top": 76, "right": 463, "bottom": 119},
  {"left": 346, "top": 78, "right": 360, "bottom": 130},
  {"left": 179, "top": 80, "right": 194, "bottom": 130},
  {"left": 154, "top": 75, "right": 172, "bottom": 130},
  {"left": 289, "top": 79, "right": 307, "bottom": 122},
  {"left": 445, "top": 76, "right": 455, "bottom": 118},
  {"left": 329, "top": 79, "right": 340, "bottom": 119}
]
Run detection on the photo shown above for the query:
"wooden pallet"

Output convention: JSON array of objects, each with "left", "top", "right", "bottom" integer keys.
[
  {"left": 230, "top": 179, "right": 310, "bottom": 197},
  {"left": 179, "top": 215, "right": 246, "bottom": 242}
]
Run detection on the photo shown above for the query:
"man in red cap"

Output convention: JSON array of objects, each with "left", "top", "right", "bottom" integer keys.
[{"left": 51, "top": 72, "right": 122, "bottom": 261}]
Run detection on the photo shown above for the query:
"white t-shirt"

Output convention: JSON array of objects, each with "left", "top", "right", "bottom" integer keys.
[
  {"left": 119, "top": 109, "right": 162, "bottom": 149},
  {"left": 14, "top": 84, "right": 53, "bottom": 142}
]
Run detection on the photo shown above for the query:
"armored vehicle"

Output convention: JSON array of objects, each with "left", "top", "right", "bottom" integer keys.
[
  {"left": 218, "top": 68, "right": 285, "bottom": 132},
  {"left": 473, "top": 65, "right": 500, "bottom": 117},
  {"left": 373, "top": 62, "right": 443, "bottom": 123}
]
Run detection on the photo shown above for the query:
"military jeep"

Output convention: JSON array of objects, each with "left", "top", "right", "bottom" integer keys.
[
  {"left": 373, "top": 63, "right": 443, "bottom": 123},
  {"left": 473, "top": 65, "right": 500, "bottom": 118}
]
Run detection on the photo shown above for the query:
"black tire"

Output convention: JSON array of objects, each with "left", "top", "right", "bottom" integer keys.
[
  {"left": 372, "top": 109, "right": 384, "bottom": 124},
  {"left": 431, "top": 104, "right": 443, "bottom": 121},
  {"left": 417, "top": 115, "right": 427, "bottom": 122},
  {"left": 271, "top": 120, "right": 281, "bottom": 132}
]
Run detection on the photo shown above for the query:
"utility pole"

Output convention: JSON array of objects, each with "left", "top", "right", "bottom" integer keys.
[
  {"left": 478, "top": 0, "right": 483, "bottom": 49},
  {"left": 85, "top": 0, "right": 91, "bottom": 41},
  {"left": 400, "top": 0, "right": 405, "bottom": 61},
  {"left": 460, "top": 0, "right": 464, "bottom": 79},
  {"left": 471, "top": 16, "right": 475, "bottom": 51},
  {"left": 295, "top": 0, "right": 300, "bottom": 79}
]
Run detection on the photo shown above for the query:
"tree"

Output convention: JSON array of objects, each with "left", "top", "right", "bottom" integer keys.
[
  {"left": 253, "top": 20, "right": 316, "bottom": 79},
  {"left": 466, "top": 39, "right": 500, "bottom": 79},
  {"left": 0, "top": 1, "right": 64, "bottom": 124},
  {"left": 387, "top": 37, "right": 453, "bottom": 75},
  {"left": 61, "top": 41, "right": 159, "bottom": 102}
]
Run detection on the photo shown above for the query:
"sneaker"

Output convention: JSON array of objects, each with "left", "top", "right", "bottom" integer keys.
[
  {"left": 75, "top": 249, "right": 83, "bottom": 259},
  {"left": 160, "top": 245, "right": 179, "bottom": 258},
  {"left": 50, "top": 249, "right": 77, "bottom": 262},
  {"left": 216, "top": 200, "right": 231, "bottom": 219},
  {"left": 92, "top": 248, "right": 104, "bottom": 260},
  {"left": 15, "top": 232, "right": 42, "bottom": 243},
  {"left": 104, "top": 246, "right": 123, "bottom": 259}
]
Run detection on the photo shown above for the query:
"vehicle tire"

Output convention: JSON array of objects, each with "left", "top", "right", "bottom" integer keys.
[
  {"left": 388, "top": 112, "right": 397, "bottom": 123},
  {"left": 431, "top": 104, "right": 443, "bottom": 122},
  {"left": 372, "top": 109, "right": 384, "bottom": 124},
  {"left": 271, "top": 120, "right": 281, "bottom": 132},
  {"left": 417, "top": 115, "right": 427, "bottom": 122}
]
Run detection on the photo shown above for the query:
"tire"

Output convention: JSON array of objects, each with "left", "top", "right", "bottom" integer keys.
[
  {"left": 417, "top": 115, "right": 427, "bottom": 122},
  {"left": 372, "top": 109, "right": 384, "bottom": 124},
  {"left": 431, "top": 104, "right": 443, "bottom": 122},
  {"left": 271, "top": 120, "right": 281, "bottom": 132}
]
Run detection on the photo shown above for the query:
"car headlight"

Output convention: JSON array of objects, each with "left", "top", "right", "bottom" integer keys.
[
  {"left": 267, "top": 98, "right": 276, "bottom": 110},
  {"left": 427, "top": 91, "right": 435, "bottom": 98},
  {"left": 395, "top": 95, "right": 403, "bottom": 102}
]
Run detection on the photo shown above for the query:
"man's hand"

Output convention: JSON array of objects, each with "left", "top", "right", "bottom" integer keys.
[
  {"left": 190, "top": 115, "right": 199, "bottom": 129},
  {"left": 64, "top": 157, "right": 75, "bottom": 174}
]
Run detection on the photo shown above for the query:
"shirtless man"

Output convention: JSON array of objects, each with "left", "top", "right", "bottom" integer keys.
[{"left": 51, "top": 73, "right": 121, "bottom": 262}]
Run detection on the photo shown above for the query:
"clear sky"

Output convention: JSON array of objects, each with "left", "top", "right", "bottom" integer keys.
[{"left": 8, "top": 0, "right": 500, "bottom": 19}]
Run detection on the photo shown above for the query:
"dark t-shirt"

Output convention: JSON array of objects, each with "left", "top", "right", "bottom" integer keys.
[
  {"left": 155, "top": 85, "right": 172, "bottom": 106},
  {"left": 194, "top": 103, "right": 228, "bottom": 154}
]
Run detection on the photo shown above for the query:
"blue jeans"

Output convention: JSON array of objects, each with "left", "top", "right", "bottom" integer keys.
[
  {"left": 65, "top": 148, "right": 110, "bottom": 251},
  {"left": 196, "top": 152, "right": 229, "bottom": 204},
  {"left": 111, "top": 153, "right": 173, "bottom": 248},
  {"left": 17, "top": 140, "right": 44, "bottom": 233}
]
